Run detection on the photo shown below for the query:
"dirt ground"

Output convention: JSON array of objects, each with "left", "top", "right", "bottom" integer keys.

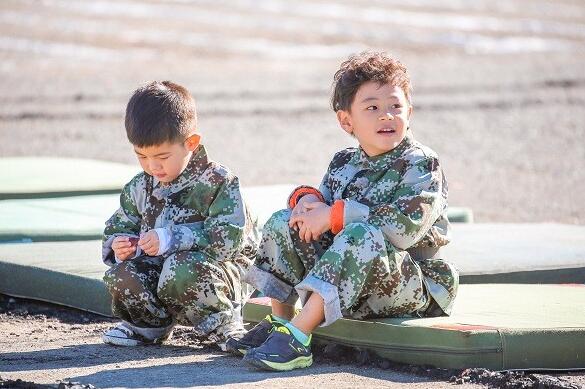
[
  {"left": 0, "top": 296, "right": 486, "bottom": 389},
  {"left": 2, "top": 295, "right": 584, "bottom": 389},
  {"left": 1, "top": 0, "right": 585, "bottom": 388}
]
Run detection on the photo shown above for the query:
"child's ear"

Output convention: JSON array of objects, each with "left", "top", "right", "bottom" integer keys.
[
  {"left": 184, "top": 134, "right": 201, "bottom": 151},
  {"left": 336, "top": 110, "right": 353, "bottom": 135},
  {"left": 407, "top": 104, "right": 413, "bottom": 120}
]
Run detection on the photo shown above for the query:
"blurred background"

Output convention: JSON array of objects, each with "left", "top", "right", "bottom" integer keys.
[{"left": 1, "top": 0, "right": 584, "bottom": 223}]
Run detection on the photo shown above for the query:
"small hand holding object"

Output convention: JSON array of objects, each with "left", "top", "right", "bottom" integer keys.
[
  {"left": 138, "top": 230, "right": 160, "bottom": 256},
  {"left": 112, "top": 236, "right": 138, "bottom": 261},
  {"left": 289, "top": 194, "right": 322, "bottom": 231},
  {"left": 289, "top": 201, "right": 331, "bottom": 243}
]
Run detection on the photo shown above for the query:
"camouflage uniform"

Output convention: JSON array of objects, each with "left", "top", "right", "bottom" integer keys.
[
  {"left": 102, "top": 145, "right": 258, "bottom": 338},
  {"left": 245, "top": 133, "right": 458, "bottom": 326}
]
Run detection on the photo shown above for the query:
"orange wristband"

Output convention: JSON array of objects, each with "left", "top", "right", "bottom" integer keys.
[
  {"left": 330, "top": 200, "right": 345, "bottom": 234},
  {"left": 288, "top": 186, "right": 325, "bottom": 209}
]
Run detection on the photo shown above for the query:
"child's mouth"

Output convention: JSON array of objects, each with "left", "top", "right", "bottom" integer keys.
[{"left": 377, "top": 128, "right": 396, "bottom": 134}]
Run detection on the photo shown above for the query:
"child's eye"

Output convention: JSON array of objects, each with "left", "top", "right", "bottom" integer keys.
[
  {"left": 160, "top": 157, "right": 169, "bottom": 160},
  {"left": 392, "top": 104, "right": 402, "bottom": 109},
  {"left": 367, "top": 106, "right": 377, "bottom": 111}
]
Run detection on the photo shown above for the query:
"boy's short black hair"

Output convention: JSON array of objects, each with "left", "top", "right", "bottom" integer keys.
[
  {"left": 125, "top": 81, "right": 197, "bottom": 147},
  {"left": 331, "top": 51, "right": 412, "bottom": 112}
]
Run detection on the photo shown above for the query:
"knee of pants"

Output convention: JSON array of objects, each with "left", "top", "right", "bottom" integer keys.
[
  {"left": 338, "top": 222, "right": 385, "bottom": 244},
  {"left": 262, "top": 209, "right": 292, "bottom": 237},
  {"left": 103, "top": 260, "right": 147, "bottom": 297},
  {"left": 157, "top": 253, "right": 222, "bottom": 307},
  {"left": 333, "top": 222, "right": 390, "bottom": 260}
]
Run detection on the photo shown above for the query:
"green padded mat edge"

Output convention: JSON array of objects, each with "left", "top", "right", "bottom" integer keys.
[
  {"left": 2, "top": 253, "right": 585, "bottom": 370},
  {"left": 0, "top": 261, "right": 112, "bottom": 317},
  {"left": 0, "top": 189, "right": 123, "bottom": 200},
  {"left": 460, "top": 267, "right": 585, "bottom": 284},
  {"left": 244, "top": 298, "right": 585, "bottom": 370}
]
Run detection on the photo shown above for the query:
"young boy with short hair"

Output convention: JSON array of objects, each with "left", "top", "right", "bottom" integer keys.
[
  {"left": 101, "top": 81, "right": 258, "bottom": 348},
  {"left": 228, "top": 51, "right": 458, "bottom": 370}
]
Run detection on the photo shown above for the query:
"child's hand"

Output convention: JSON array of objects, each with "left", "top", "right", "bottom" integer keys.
[
  {"left": 289, "top": 194, "right": 322, "bottom": 231},
  {"left": 112, "top": 236, "right": 138, "bottom": 261},
  {"left": 290, "top": 202, "right": 331, "bottom": 243},
  {"left": 138, "top": 230, "right": 160, "bottom": 256}
]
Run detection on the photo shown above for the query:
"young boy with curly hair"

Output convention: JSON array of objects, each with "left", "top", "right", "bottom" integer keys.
[
  {"left": 228, "top": 51, "right": 458, "bottom": 371},
  {"left": 101, "top": 81, "right": 258, "bottom": 348}
]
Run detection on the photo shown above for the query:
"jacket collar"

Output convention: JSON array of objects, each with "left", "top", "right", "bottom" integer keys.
[
  {"left": 151, "top": 144, "right": 209, "bottom": 200},
  {"left": 351, "top": 132, "right": 414, "bottom": 172}
]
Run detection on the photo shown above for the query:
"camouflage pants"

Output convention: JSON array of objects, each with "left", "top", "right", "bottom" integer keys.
[
  {"left": 104, "top": 250, "right": 251, "bottom": 335},
  {"left": 244, "top": 209, "right": 429, "bottom": 326}
]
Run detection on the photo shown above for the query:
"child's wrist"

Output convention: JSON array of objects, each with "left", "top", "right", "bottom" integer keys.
[{"left": 288, "top": 186, "right": 325, "bottom": 209}]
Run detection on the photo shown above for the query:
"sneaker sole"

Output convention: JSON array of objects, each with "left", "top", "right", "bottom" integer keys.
[
  {"left": 102, "top": 334, "right": 143, "bottom": 347},
  {"left": 244, "top": 354, "right": 313, "bottom": 371},
  {"left": 225, "top": 339, "right": 254, "bottom": 356}
]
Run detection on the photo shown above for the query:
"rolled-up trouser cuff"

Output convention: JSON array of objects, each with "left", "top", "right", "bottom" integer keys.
[
  {"left": 244, "top": 265, "right": 298, "bottom": 306},
  {"left": 295, "top": 275, "right": 342, "bottom": 327},
  {"left": 123, "top": 321, "right": 174, "bottom": 340}
]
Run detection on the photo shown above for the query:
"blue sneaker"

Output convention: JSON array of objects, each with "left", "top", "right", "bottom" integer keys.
[
  {"left": 225, "top": 315, "right": 280, "bottom": 355},
  {"left": 243, "top": 325, "right": 312, "bottom": 371}
]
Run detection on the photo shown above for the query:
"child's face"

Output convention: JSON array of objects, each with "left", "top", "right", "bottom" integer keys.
[
  {"left": 133, "top": 137, "right": 199, "bottom": 183},
  {"left": 337, "top": 81, "right": 412, "bottom": 157}
]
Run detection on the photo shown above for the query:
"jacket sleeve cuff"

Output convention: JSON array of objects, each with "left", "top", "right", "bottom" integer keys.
[
  {"left": 167, "top": 225, "right": 195, "bottom": 253},
  {"left": 154, "top": 228, "right": 171, "bottom": 256},
  {"left": 287, "top": 185, "right": 325, "bottom": 209},
  {"left": 330, "top": 200, "right": 345, "bottom": 234},
  {"left": 331, "top": 200, "right": 370, "bottom": 234},
  {"left": 342, "top": 199, "right": 370, "bottom": 226}
]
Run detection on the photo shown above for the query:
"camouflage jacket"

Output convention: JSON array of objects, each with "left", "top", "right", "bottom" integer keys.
[
  {"left": 102, "top": 145, "right": 258, "bottom": 266},
  {"left": 296, "top": 132, "right": 458, "bottom": 314}
]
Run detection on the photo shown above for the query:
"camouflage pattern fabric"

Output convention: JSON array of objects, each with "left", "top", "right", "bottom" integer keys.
[
  {"left": 245, "top": 133, "right": 458, "bottom": 326},
  {"left": 102, "top": 145, "right": 258, "bottom": 335}
]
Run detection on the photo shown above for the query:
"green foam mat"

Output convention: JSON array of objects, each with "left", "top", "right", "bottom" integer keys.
[
  {"left": 244, "top": 285, "right": 585, "bottom": 370},
  {"left": 1, "top": 240, "right": 584, "bottom": 369},
  {"left": 0, "top": 241, "right": 110, "bottom": 315},
  {"left": 0, "top": 195, "right": 119, "bottom": 242},
  {"left": 0, "top": 157, "right": 140, "bottom": 199},
  {"left": 443, "top": 223, "right": 585, "bottom": 284}
]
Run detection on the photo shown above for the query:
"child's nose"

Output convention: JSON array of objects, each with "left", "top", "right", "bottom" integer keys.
[
  {"left": 379, "top": 112, "right": 394, "bottom": 120},
  {"left": 149, "top": 160, "right": 162, "bottom": 171}
]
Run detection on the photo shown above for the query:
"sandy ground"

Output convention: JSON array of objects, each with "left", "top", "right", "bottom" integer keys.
[
  {"left": 0, "top": 296, "right": 488, "bottom": 389},
  {"left": 1, "top": 0, "right": 585, "bottom": 387},
  {"left": 1, "top": 296, "right": 584, "bottom": 389}
]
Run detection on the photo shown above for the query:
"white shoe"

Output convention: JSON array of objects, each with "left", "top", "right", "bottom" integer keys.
[
  {"left": 212, "top": 321, "right": 247, "bottom": 352},
  {"left": 102, "top": 323, "right": 171, "bottom": 346}
]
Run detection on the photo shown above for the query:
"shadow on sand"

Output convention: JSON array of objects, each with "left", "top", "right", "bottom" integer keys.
[
  {"left": 1, "top": 342, "right": 429, "bottom": 387},
  {"left": 69, "top": 358, "right": 428, "bottom": 388}
]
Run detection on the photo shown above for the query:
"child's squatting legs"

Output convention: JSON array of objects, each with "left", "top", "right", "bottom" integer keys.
[
  {"left": 235, "top": 209, "right": 428, "bottom": 371},
  {"left": 103, "top": 251, "right": 249, "bottom": 347}
]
